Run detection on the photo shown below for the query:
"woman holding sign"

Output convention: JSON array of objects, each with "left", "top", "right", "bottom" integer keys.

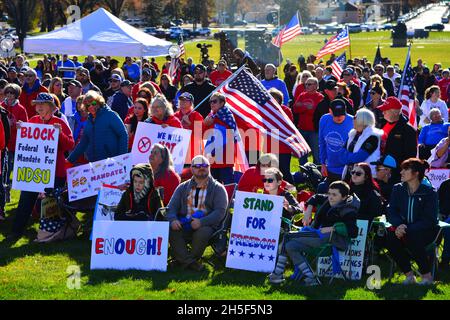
[
  {"left": 124, "top": 98, "right": 149, "bottom": 151},
  {"left": 10, "top": 93, "right": 74, "bottom": 240},
  {"left": 145, "top": 94, "right": 182, "bottom": 129}
]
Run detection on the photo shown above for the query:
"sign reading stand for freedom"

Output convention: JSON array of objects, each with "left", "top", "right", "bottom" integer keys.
[
  {"left": 13, "top": 123, "right": 59, "bottom": 192},
  {"left": 226, "top": 191, "right": 283, "bottom": 273}
]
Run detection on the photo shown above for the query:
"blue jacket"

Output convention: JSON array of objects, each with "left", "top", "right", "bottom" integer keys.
[
  {"left": 387, "top": 182, "right": 439, "bottom": 233},
  {"left": 111, "top": 91, "right": 132, "bottom": 121},
  {"left": 318, "top": 114, "right": 354, "bottom": 175},
  {"left": 67, "top": 105, "right": 128, "bottom": 163},
  {"left": 418, "top": 122, "right": 450, "bottom": 146},
  {"left": 261, "top": 77, "right": 290, "bottom": 105}
]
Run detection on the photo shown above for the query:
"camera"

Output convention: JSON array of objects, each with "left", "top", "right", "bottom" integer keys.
[{"left": 196, "top": 43, "right": 212, "bottom": 65}]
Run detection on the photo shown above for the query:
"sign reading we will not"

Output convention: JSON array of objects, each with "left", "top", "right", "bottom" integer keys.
[{"left": 12, "top": 123, "right": 59, "bottom": 192}]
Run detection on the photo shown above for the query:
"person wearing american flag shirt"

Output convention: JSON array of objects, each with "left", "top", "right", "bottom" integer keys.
[{"left": 203, "top": 92, "right": 237, "bottom": 185}]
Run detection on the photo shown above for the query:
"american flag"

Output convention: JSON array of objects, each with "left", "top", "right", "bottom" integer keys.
[
  {"left": 315, "top": 27, "right": 350, "bottom": 60},
  {"left": 398, "top": 45, "right": 417, "bottom": 129},
  {"left": 330, "top": 52, "right": 346, "bottom": 80},
  {"left": 272, "top": 12, "right": 302, "bottom": 48},
  {"left": 168, "top": 35, "right": 185, "bottom": 80},
  {"left": 218, "top": 68, "right": 311, "bottom": 158}
]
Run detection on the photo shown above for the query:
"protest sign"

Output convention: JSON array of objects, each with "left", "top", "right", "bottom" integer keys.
[
  {"left": 226, "top": 191, "right": 283, "bottom": 273},
  {"left": 90, "top": 221, "right": 169, "bottom": 271},
  {"left": 131, "top": 122, "right": 191, "bottom": 174},
  {"left": 93, "top": 185, "right": 125, "bottom": 221},
  {"left": 317, "top": 219, "right": 368, "bottom": 281},
  {"left": 67, "top": 153, "right": 131, "bottom": 202},
  {"left": 427, "top": 169, "right": 450, "bottom": 190},
  {"left": 12, "top": 123, "right": 59, "bottom": 192}
]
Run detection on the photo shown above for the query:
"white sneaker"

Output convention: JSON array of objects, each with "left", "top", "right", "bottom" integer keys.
[{"left": 268, "top": 272, "right": 285, "bottom": 284}]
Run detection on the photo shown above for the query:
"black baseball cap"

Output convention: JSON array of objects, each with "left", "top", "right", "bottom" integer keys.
[
  {"left": 324, "top": 80, "right": 337, "bottom": 91},
  {"left": 195, "top": 64, "right": 206, "bottom": 72},
  {"left": 330, "top": 99, "right": 347, "bottom": 116}
]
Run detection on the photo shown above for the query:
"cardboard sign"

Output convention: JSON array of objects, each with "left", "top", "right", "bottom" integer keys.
[
  {"left": 317, "top": 219, "right": 368, "bottom": 281},
  {"left": 131, "top": 122, "right": 191, "bottom": 174},
  {"left": 90, "top": 221, "right": 169, "bottom": 271},
  {"left": 226, "top": 191, "right": 284, "bottom": 273},
  {"left": 12, "top": 123, "right": 59, "bottom": 192},
  {"left": 66, "top": 153, "right": 131, "bottom": 202},
  {"left": 41, "top": 197, "right": 60, "bottom": 219},
  {"left": 93, "top": 185, "right": 125, "bottom": 221},
  {"left": 427, "top": 169, "right": 450, "bottom": 190}
]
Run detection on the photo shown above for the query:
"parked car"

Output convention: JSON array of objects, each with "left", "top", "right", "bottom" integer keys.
[
  {"left": 144, "top": 27, "right": 167, "bottom": 39},
  {"left": 381, "top": 23, "right": 394, "bottom": 30},
  {"left": 162, "top": 21, "right": 176, "bottom": 29},
  {"left": 318, "top": 23, "right": 341, "bottom": 34},
  {"left": 172, "top": 19, "right": 184, "bottom": 26},
  {"left": 347, "top": 23, "right": 362, "bottom": 33},
  {"left": 300, "top": 27, "right": 313, "bottom": 35},
  {"left": 361, "top": 22, "right": 378, "bottom": 32},
  {"left": 307, "top": 23, "right": 319, "bottom": 32},
  {"left": 194, "top": 27, "right": 211, "bottom": 37},
  {"left": 125, "top": 18, "right": 145, "bottom": 27},
  {"left": 233, "top": 20, "right": 248, "bottom": 26},
  {"left": 425, "top": 23, "right": 445, "bottom": 31},
  {"left": 442, "top": 17, "right": 449, "bottom": 24}
]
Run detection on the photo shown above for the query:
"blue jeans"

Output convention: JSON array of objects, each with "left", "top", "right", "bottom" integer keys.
[
  {"left": 299, "top": 130, "right": 319, "bottom": 165},
  {"left": 443, "top": 217, "right": 450, "bottom": 261}
]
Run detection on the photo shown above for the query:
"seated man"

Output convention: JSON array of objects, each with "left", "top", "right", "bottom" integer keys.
[
  {"left": 268, "top": 181, "right": 359, "bottom": 286},
  {"left": 114, "top": 164, "right": 163, "bottom": 221},
  {"left": 428, "top": 125, "right": 450, "bottom": 168},
  {"left": 167, "top": 155, "right": 228, "bottom": 271},
  {"left": 418, "top": 108, "right": 449, "bottom": 160}
]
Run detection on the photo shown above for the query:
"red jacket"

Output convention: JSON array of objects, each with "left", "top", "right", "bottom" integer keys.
[
  {"left": 150, "top": 115, "right": 182, "bottom": 128},
  {"left": 1, "top": 100, "right": 28, "bottom": 151},
  {"left": 263, "top": 105, "right": 294, "bottom": 154},
  {"left": 154, "top": 169, "right": 181, "bottom": 205},
  {"left": 293, "top": 91, "right": 324, "bottom": 131},
  {"left": 210, "top": 70, "right": 232, "bottom": 86},
  {"left": 237, "top": 166, "right": 287, "bottom": 193},
  {"left": 28, "top": 116, "right": 75, "bottom": 178},
  {"left": 174, "top": 109, "right": 204, "bottom": 163},
  {"left": 19, "top": 85, "right": 49, "bottom": 119}
]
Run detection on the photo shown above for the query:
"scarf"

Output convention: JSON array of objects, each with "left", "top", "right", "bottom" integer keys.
[{"left": 132, "top": 171, "right": 151, "bottom": 202}]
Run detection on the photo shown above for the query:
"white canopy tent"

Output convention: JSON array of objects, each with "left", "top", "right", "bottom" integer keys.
[{"left": 24, "top": 8, "right": 173, "bottom": 57}]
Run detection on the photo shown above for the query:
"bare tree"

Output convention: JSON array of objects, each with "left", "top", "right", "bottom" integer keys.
[
  {"left": 5, "top": 0, "right": 38, "bottom": 52},
  {"left": 102, "top": 0, "right": 126, "bottom": 17}
]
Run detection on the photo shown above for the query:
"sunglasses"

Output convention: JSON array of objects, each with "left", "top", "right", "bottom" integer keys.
[
  {"left": 350, "top": 170, "right": 364, "bottom": 177},
  {"left": 4, "top": 91, "right": 15, "bottom": 94},
  {"left": 192, "top": 163, "right": 209, "bottom": 168},
  {"left": 342, "top": 73, "right": 351, "bottom": 76},
  {"left": 194, "top": 70, "right": 205, "bottom": 74},
  {"left": 262, "top": 178, "right": 275, "bottom": 183},
  {"left": 305, "top": 83, "right": 315, "bottom": 86},
  {"left": 210, "top": 99, "right": 220, "bottom": 104},
  {"left": 84, "top": 101, "right": 97, "bottom": 107}
]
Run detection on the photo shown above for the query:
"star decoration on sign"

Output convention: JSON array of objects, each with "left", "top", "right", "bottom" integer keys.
[
  {"left": 229, "top": 249, "right": 235, "bottom": 256},
  {"left": 269, "top": 255, "right": 275, "bottom": 261},
  {"left": 258, "top": 253, "right": 265, "bottom": 260},
  {"left": 248, "top": 252, "right": 255, "bottom": 259},
  {"left": 239, "top": 250, "right": 245, "bottom": 257}
]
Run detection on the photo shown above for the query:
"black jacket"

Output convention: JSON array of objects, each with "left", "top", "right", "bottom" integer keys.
[
  {"left": 180, "top": 80, "right": 216, "bottom": 118},
  {"left": 307, "top": 194, "right": 360, "bottom": 250},
  {"left": 351, "top": 184, "right": 383, "bottom": 223},
  {"left": 383, "top": 114, "right": 417, "bottom": 181},
  {"left": 313, "top": 94, "right": 331, "bottom": 132},
  {"left": 382, "top": 77, "right": 395, "bottom": 97},
  {"left": 438, "top": 179, "right": 450, "bottom": 218},
  {"left": 387, "top": 182, "right": 439, "bottom": 233},
  {"left": 0, "top": 107, "right": 10, "bottom": 149}
]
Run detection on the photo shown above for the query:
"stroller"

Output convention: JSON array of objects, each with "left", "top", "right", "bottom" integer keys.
[{"left": 35, "top": 187, "right": 97, "bottom": 243}]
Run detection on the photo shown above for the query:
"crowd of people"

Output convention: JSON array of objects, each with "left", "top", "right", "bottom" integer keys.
[{"left": 0, "top": 49, "right": 449, "bottom": 286}]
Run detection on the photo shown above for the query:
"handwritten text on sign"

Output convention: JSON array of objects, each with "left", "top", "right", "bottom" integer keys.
[
  {"left": 427, "top": 169, "right": 450, "bottom": 190},
  {"left": 131, "top": 123, "right": 191, "bottom": 174},
  {"left": 226, "top": 191, "right": 283, "bottom": 273},
  {"left": 90, "top": 221, "right": 169, "bottom": 271},
  {"left": 317, "top": 219, "right": 368, "bottom": 281},
  {"left": 67, "top": 153, "right": 131, "bottom": 202},
  {"left": 13, "top": 123, "right": 59, "bottom": 192}
]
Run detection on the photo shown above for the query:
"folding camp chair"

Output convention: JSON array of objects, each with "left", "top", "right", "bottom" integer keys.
[{"left": 204, "top": 183, "right": 237, "bottom": 267}]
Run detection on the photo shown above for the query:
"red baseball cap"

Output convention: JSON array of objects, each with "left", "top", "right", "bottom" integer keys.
[{"left": 377, "top": 96, "right": 402, "bottom": 112}]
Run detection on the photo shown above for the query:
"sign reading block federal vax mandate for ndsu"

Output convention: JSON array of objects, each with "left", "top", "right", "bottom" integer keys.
[
  {"left": 131, "top": 123, "right": 191, "bottom": 174},
  {"left": 226, "top": 191, "right": 283, "bottom": 273},
  {"left": 13, "top": 123, "right": 59, "bottom": 192},
  {"left": 91, "top": 221, "right": 170, "bottom": 271}
]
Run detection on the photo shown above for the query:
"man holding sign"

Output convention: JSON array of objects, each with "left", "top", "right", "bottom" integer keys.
[{"left": 10, "top": 93, "right": 74, "bottom": 240}]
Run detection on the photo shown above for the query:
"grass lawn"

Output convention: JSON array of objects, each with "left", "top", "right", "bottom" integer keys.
[{"left": 1, "top": 174, "right": 449, "bottom": 300}]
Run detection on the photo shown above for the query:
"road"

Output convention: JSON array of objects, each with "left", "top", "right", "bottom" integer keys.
[{"left": 405, "top": 4, "right": 450, "bottom": 31}]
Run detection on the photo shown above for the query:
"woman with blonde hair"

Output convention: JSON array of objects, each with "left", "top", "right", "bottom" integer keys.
[
  {"left": 160, "top": 74, "right": 178, "bottom": 106},
  {"left": 144, "top": 94, "right": 182, "bottom": 128},
  {"left": 48, "top": 77, "right": 67, "bottom": 106},
  {"left": 292, "top": 71, "right": 312, "bottom": 102}
]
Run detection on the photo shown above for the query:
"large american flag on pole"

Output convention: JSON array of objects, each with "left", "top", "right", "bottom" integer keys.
[
  {"left": 330, "top": 51, "right": 346, "bottom": 80},
  {"left": 315, "top": 27, "right": 350, "bottom": 60},
  {"left": 218, "top": 68, "right": 311, "bottom": 158},
  {"left": 398, "top": 45, "right": 417, "bottom": 129},
  {"left": 272, "top": 12, "right": 302, "bottom": 48}
]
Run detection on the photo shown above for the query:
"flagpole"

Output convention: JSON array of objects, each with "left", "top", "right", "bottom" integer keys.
[
  {"left": 191, "top": 64, "right": 247, "bottom": 113},
  {"left": 348, "top": 26, "right": 352, "bottom": 60},
  {"left": 398, "top": 43, "right": 411, "bottom": 99}
]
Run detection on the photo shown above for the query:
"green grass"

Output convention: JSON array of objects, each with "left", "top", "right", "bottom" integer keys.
[{"left": 1, "top": 182, "right": 450, "bottom": 300}]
